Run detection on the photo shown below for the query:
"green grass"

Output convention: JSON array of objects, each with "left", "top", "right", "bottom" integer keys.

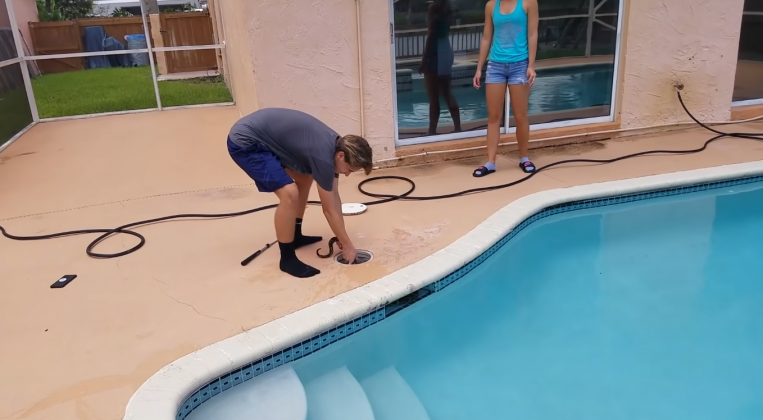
[
  {"left": 31, "top": 67, "right": 233, "bottom": 118},
  {"left": 0, "top": 88, "right": 34, "bottom": 147}
]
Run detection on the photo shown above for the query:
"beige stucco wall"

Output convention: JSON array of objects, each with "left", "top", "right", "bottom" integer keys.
[
  {"left": 0, "top": 1, "right": 9, "bottom": 28},
  {"left": 357, "top": 0, "right": 396, "bottom": 159},
  {"left": 231, "top": 0, "right": 395, "bottom": 160},
  {"left": 244, "top": 0, "right": 360, "bottom": 133},
  {"left": 242, "top": 1, "right": 362, "bottom": 144},
  {"left": 618, "top": 0, "right": 747, "bottom": 128},
  {"left": 12, "top": 0, "right": 37, "bottom": 55},
  {"left": 217, "top": 0, "right": 258, "bottom": 117}
]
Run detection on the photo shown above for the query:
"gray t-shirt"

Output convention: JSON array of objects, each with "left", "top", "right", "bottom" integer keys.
[{"left": 228, "top": 108, "right": 340, "bottom": 191}]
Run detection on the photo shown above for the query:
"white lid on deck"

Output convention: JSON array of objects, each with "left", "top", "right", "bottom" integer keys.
[{"left": 342, "top": 203, "right": 368, "bottom": 216}]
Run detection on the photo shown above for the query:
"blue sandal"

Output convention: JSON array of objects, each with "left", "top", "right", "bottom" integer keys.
[
  {"left": 519, "top": 160, "right": 536, "bottom": 173},
  {"left": 473, "top": 165, "right": 495, "bottom": 177}
]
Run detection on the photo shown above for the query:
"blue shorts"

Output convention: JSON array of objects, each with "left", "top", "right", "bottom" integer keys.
[
  {"left": 227, "top": 136, "right": 294, "bottom": 193},
  {"left": 485, "top": 59, "right": 529, "bottom": 85}
]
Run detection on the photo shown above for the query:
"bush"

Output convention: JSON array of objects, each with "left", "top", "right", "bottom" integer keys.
[{"left": 37, "top": 0, "right": 94, "bottom": 21}]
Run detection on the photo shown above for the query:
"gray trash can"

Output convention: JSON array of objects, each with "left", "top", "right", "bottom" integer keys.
[{"left": 124, "top": 34, "right": 150, "bottom": 67}]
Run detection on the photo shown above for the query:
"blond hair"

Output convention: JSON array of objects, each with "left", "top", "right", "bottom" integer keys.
[{"left": 337, "top": 134, "right": 374, "bottom": 175}]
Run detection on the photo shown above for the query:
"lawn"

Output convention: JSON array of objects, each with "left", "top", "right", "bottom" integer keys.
[
  {"left": 0, "top": 88, "right": 34, "bottom": 147},
  {"left": 31, "top": 67, "right": 233, "bottom": 118}
]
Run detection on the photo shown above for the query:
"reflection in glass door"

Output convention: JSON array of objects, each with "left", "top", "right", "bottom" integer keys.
[
  {"left": 391, "top": 0, "right": 502, "bottom": 143},
  {"left": 390, "top": 0, "right": 624, "bottom": 146}
]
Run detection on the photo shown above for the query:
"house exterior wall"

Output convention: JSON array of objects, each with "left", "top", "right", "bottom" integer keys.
[
  {"left": 216, "top": 0, "right": 258, "bottom": 118},
  {"left": 223, "top": 0, "right": 755, "bottom": 163},
  {"left": 8, "top": 0, "right": 38, "bottom": 55},
  {"left": 0, "top": 0, "right": 9, "bottom": 28},
  {"left": 618, "top": 0, "right": 746, "bottom": 128}
]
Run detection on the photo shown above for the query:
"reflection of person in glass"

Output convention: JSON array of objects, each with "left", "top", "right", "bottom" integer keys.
[
  {"left": 472, "top": 0, "right": 539, "bottom": 177},
  {"left": 418, "top": 0, "right": 462, "bottom": 136}
]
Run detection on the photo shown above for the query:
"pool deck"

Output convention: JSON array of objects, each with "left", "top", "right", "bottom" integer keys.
[{"left": 1, "top": 105, "right": 763, "bottom": 420}]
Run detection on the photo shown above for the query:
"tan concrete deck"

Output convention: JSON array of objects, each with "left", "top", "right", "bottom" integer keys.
[{"left": 1, "top": 105, "right": 763, "bottom": 420}]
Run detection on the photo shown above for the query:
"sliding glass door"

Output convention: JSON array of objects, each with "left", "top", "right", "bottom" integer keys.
[{"left": 390, "top": 0, "right": 624, "bottom": 146}]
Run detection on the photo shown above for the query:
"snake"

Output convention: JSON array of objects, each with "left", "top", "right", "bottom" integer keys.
[{"left": 316, "top": 237, "right": 340, "bottom": 259}]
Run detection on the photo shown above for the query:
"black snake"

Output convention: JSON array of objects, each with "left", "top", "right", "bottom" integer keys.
[{"left": 316, "top": 237, "right": 340, "bottom": 259}]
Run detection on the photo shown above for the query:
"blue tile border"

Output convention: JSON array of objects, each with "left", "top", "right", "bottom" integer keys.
[
  {"left": 175, "top": 309, "right": 387, "bottom": 420},
  {"left": 177, "top": 174, "right": 763, "bottom": 420}
]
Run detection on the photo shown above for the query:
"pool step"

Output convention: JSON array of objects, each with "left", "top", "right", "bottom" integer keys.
[
  {"left": 185, "top": 364, "right": 307, "bottom": 420},
  {"left": 303, "top": 365, "right": 376, "bottom": 420},
  {"left": 360, "top": 366, "right": 431, "bottom": 420}
]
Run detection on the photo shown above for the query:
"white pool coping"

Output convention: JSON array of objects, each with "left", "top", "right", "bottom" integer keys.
[{"left": 123, "top": 160, "right": 763, "bottom": 420}]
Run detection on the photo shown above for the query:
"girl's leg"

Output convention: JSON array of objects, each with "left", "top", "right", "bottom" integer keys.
[
  {"left": 423, "top": 72, "right": 441, "bottom": 135},
  {"left": 437, "top": 75, "right": 462, "bottom": 132},
  {"left": 472, "top": 82, "right": 507, "bottom": 177},
  {"left": 508, "top": 82, "right": 534, "bottom": 173},
  {"left": 473, "top": 61, "right": 509, "bottom": 177},
  {"left": 506, "top": 58, "right": 535, "bottom": 173},
  {"left": 486, "top": 82, "right": 507, "bottom": 163}
]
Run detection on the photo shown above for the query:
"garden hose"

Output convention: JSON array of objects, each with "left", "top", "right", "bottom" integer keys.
[{"left": 1, "top": 91, "right": 762, "bottom": 260}]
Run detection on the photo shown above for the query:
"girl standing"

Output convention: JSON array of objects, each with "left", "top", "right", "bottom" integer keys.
[
  {"left": 419, "top": 0, "right": 462, "bottom": 135},
  {"left": 472, "top": 0, "right": 539, "bottom": 177}
]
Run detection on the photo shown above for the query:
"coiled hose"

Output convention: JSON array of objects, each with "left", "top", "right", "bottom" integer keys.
[{"left": 1, "top": 91, "right": 762, "bottom": 259}]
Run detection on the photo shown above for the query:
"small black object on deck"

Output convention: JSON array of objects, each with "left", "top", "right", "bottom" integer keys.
[{"left": 50, "top": 274, "right": 77, "bottom": 289}]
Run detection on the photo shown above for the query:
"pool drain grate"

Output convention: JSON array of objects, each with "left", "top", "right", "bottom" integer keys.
[{"left": 335, "top": 250, "right": 373, "bottom": 265}]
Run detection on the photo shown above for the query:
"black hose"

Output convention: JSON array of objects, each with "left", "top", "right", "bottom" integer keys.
[{"left": 1, "top": 91, "right": 761, "bottom": 259}]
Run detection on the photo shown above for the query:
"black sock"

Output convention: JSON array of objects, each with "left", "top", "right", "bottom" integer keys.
[
  {"left": 294, "top": 218, "right": 322, "bottom": 248},
  {"left": 278, "top": 241, "right": 320, "bottom": 278}
]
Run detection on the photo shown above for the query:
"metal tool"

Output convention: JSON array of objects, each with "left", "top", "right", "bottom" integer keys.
[{"left": 241, "top": 240, "right": 277, "bottom": 266}]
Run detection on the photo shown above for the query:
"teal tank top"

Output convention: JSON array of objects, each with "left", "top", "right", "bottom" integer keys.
[{"left": 488, "top": 0, "right": 529, "bottom": 63}]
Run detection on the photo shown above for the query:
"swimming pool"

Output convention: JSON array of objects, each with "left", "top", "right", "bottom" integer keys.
[
  {"left": 395, "top": 64, "right": 614, "bottom": 129},
  {"left": 124, "top": 162, "right": 763, "bottom": 420},
  {"left": 162, "top": 167, "right": 763, "bottom": 420}
]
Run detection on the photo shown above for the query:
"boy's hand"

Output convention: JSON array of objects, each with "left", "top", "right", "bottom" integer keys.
[{"left": 338, "top": 242, "right": 357, "bottom": 264}]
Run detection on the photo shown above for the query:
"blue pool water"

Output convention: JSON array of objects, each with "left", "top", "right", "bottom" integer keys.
[
  {"left": 396, "top": 64, "right": 614, "bottom": 129},
  {"left": 187, "top": 179, "right": 763, "bottom": 420}
]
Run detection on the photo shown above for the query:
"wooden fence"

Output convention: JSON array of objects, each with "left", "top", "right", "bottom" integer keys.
[
  {"left": 158, "top": 13, "right": 216, "bottom": 74},
  {"left": 28, "top": 13, "right": 217, "bottom": 75}
]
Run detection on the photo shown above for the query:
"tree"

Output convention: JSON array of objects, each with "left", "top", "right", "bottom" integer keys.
[
  {"left": 111, "top": 7, "right": 133, "bottom": 17},
  {"left": 37, "top": 0, "right": 93, "bottom": 21}
]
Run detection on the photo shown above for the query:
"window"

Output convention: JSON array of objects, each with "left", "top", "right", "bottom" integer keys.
[
  {"left": 733, "top": 0, "right": 763, "bottom": 105},
  {"left": 390, "top": 0, "right": 623, "bottom": 145}
]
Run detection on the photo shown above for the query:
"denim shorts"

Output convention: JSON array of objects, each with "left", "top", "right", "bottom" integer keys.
[
  {"left": 227, "top": 136, "right": 294, "bottom": 193},
  {"left": 485, "top": 59, "right": 529, "bottom": 85}
]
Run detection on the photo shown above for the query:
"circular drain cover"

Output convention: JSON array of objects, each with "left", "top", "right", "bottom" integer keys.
[
  {"left": 335, "top": 250, "right": 374, "bottom": 265},
  {"left": 342, "top": 203, "right": 367, "bottom": 216}
]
